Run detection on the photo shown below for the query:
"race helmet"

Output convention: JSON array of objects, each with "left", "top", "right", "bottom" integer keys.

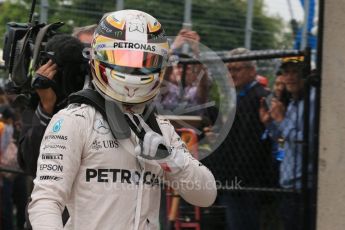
[{"left": 90, "top": 10, "right": 169, "bottom": 104}]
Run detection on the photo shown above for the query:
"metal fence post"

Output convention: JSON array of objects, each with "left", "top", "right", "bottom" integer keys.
[
  {"left": 301, "top": 0, "right": 310, "bottom": 49},
  {"left": 39, "top": 0, "right": 49, "bottom": 24},
  {"left": 183, "top": 0, "right": 192, "bottom": 29},
  {"left": 245, "top": 0, "right": 254, "bottom": 49},
  {"left": 116, "top": 0, "right": 124, "bottom": 11}
]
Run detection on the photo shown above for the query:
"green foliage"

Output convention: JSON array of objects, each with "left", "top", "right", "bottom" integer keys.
[
  {"left": 0, "top": 0, "right": 32, "bottom": 47},
  {"left": 0, "top": 0, "right": 289, "bottom": 51},
  {"left": 122, "top": 0, "right": 286, "bottom": 51}
]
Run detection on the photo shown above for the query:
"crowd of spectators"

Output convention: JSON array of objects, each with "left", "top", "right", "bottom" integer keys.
[
  {"left": 0, "top": 22, "right": 315, "bottom": 230},
  {"left": 156, "top": 29, "right": 314, "bottom": 230},
  {"left": 0, "top": 89, "right": 27, "bottom": 230}
]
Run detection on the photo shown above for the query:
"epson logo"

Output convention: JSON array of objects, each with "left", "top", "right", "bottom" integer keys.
[
  {"left": 113, "top": 42, "right": 156, "bottom": 52},
  {"left": 40, "top": 175, "right": 62, "bottom": 181},
  {"left": 42, "top": 153, "right": 63, "bottom": 160},
  {"left": 40, "top": 164, "right": 63, "bottom": 172},
  {"left": 44, "top": 135, "right": 68, "bottom": 141}
]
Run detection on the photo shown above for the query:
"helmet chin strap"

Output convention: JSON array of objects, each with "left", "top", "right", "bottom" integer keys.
[
  {"left": 120, "top": 102, "right": 147, "bottom": 114},
  {"left": 92, "top": 79, "right": 156, "bottom": 114}
]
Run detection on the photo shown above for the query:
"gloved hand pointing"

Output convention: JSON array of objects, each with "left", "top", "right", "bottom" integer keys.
[{"left": 126, "top": 114, "right": 185, "bottom": 174}]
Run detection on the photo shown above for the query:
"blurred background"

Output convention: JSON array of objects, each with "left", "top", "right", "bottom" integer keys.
[{"left": 0, "top": 0, "right": 318, "bottom": 82}]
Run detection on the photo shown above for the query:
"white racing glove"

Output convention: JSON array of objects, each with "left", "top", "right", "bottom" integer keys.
[{"left": 127, "top": 114, "right": 185, "bottom": 174}]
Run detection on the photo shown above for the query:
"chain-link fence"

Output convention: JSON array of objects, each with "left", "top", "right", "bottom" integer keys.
[
  {"left": 153, "top": 48, "right": 317, "bottom": 229},
  {"left": 0, "top": 0, "right": 318, "bottom": 88},
  {"left": 0, "top": 0, "right": 317, "bottom": 51},
  {"left": 165, "top": 49, "right": 318, "bottom": 230},
  {"left": 0, "top": 1, "right": 319, "bottom": 229}
]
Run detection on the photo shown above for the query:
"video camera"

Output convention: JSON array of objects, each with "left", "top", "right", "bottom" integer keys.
[
  {"left": 2, "top": 0, "right": 64, "bottom": 96},
  {"left": 2, "top": 21, "right": 64, "bottom": 95}
]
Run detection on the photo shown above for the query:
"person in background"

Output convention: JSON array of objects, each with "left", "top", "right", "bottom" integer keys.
[
  {"left": 256, "top": 74, "right": 269, "bottom": 89},
  {"left": 0, "top": 105, "right": 18, "bottom": 230},
  {"left": 260, "top": 71, "right": 291, "bottom": 163},
  {"left": 160, "top": 28, "right": 213, "bottom": 120},
  {"left": 170, "top": 28, "right": 200, "bottom": 58},
  {"left": 0, "top": 88, "right": 28, "bottom": 230},
  {"left": 203, "top": 47, "right": 277, "bottom": 230},
  {"left": 159, "top": 65, "right": 180, "bottom": 111},
  {"left": 259, "top": 56, "right": 315, "bottom": 230},
  {"left": 159, "top": 28, "right": 201, "bottom": 111},
  {"left": 0, "top": 87, "right": 9, "bottom": 105},
  {"left": 18, "top": 34, "right": 87, "bottom": 177},
  {"left": 16, "top": 35, "right": 87, "bottom": 228},
  {"left": 272, "top": 70, "right": 291, "bottom": 107}
]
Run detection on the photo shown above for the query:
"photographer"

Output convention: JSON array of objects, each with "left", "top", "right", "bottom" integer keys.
[
  {"left": 17, "top": 34, "right": 87, "bottom": 177},
  {"left": 259, "top": 56, "right": 316, "bottom": 230}
]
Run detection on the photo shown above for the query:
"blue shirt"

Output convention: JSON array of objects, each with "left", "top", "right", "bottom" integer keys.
[
  {"left": 237, "top": 81, "right": 258, "bottom": 102},
  {"left": 268, "top": 88, "right": 315, "bottom": 189}
]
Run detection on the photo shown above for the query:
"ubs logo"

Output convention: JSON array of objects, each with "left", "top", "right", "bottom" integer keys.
[
  {"left": 103, "top": 139, "right": 119, "bottom": 149},
  {"left": 91, "top": 140, "right": 102, "bottom": 151},
  {"left": 91, "top": 139, "right": 119, "bottom": 150}
]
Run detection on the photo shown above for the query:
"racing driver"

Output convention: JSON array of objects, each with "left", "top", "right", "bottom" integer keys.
[{"left": 28, "top": 9, "right": 217, "bottom": 230}]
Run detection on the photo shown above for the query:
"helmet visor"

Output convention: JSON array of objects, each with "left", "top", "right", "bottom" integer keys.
[{"left": 94, "top": 49, "right": 166, "bottom": 75}]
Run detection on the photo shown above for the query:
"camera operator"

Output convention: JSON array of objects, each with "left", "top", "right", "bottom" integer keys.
[{"left": 17, "top": 34, "right": 87, "bottom": 177}]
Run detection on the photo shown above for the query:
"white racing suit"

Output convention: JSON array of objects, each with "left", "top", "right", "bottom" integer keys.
[{"left": 28, "top": 103, "right": 217, "bottom": 230}]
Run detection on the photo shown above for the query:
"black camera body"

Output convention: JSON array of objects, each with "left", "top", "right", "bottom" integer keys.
[
  {"left": 2, "top": 22, "right": 29, "bottom": 74},
  {"left": 2, "top": 20, "right": 64, "bottom": 95}
]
